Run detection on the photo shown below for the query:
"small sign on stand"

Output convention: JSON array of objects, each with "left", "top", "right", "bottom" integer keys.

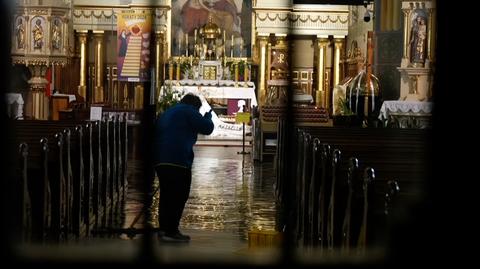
[
  {"left": 235, "top": 112, "right": 251, "bottom": 155},
  {"left": 90, "top": 106, "right": 102, "bottom": 121}
]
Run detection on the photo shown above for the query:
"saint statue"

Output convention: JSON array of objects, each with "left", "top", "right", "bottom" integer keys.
[
  {"left": 32, "top": 19, "right": 44, "bottom": 49},
  {"left": 409, "top": 15, "right": 427, "bottom": 65},
  {"left": 51, "top": 19, "right": 62, "bottom": 50},
  {"left": 16, "top": 18, "right": 25, "bottom": 49}
]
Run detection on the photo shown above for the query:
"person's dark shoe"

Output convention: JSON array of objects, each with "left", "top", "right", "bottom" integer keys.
[
  {"left": 159, "top": 232, "right": 190, "bottom": 243},
  {"left": 175, "top": 231, "right": 190, "bottom": 241}
]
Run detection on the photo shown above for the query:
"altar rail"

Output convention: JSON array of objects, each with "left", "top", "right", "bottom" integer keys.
[
  {"left": 275, "top": 119, "right": 426, "bottom": 251},
  {"left": 8, "top": 115, "right": 128, "bottom": 243}
]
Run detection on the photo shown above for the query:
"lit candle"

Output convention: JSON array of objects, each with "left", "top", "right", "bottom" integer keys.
[
  {"left": 231, "top": 35, "right": 234, "bottom": 57},
  {"left": 185, "top": 33, "right": 188, "bottom": 57},
  {"left": 178, "top": 35, "right": 181, "bottom": 56},
  {"left": 194, "top": 28, "right": 197, "bottom": 44},
  {"left": 239, "top": 38, "right": 243, "bottom": 57}
]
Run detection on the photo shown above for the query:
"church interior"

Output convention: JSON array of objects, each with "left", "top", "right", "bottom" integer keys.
[{"left": 1, "top": 0, "right": 458, "bottom": 267}]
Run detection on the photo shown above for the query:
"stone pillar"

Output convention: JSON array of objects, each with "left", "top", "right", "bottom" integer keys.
[
  {"left": 27, "top": 65, "right": 49, "bottom": 120},
  {"left": 93, "top": 30, "right": 105, "bottom": 103},
  {"left": 315, "top": 36, "right": 329, "bottom": 108},
  {"left": 401, "top": 9, "right": 411, "bottom": 67},
  {"left": 332, "top": 37, "right": 345, "bottom": 110},
  {"left": 77, "top": 30, "right": 88, "bottom": 99},
  {"left": 257, "top": 34, "right": 269, "bottom": 106}
]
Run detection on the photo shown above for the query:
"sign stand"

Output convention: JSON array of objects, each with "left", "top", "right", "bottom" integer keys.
[{"left": 236, "top": 112, "right": 251, "bottom": 155}]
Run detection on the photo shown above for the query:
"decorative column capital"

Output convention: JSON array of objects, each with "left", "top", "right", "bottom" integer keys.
[
  {"left": 77, "top": 30, "right": 88, "bottom": 43},
  {"left": 257, "top": 34, "right": 270, "bottom": 42},
  {"left": 316, "top": 37, "right": 329, "bottom": 48},
  {"left": 333, "top": 37, "right": 345, "bottom": 50},
  {"left": 92, "top": 30, "right": 104, "bottom": 40}
]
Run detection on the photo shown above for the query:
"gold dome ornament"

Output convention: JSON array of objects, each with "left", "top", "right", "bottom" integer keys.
[{"left": 200, "top": 13, "right": 221, "bottom": 40}]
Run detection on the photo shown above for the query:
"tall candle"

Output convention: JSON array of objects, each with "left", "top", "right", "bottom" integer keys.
[
  {"left": 176, "top": 62, "right": 181, "bottom": 81},
  {"left": 194, "top": 28, "right": 197, "bottom": 44},
  {"left": 239, "top": 38, "right": 243, "bottom": 57},
  {"left": 185, "top": 33, "right": 188, "bottom": 57},
  {"left": 231, "top": 35, "right": 234, "bottom": 57},
  {"left": 178, "top": 35, "right": 181, "bottom": 56},
  {"left": 168, "top": 63, "right": 173, "bottom": 81},
  {"left": 223, "top": 30, "right": 226, "bottom": 45}
]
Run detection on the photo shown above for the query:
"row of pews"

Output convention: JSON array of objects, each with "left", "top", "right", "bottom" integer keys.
[
  {"left": 275, "top": 118, "right": 430, "bottom": 253},
  {"left": 8, "top": 114, "right": 128, "bottom": 243}
]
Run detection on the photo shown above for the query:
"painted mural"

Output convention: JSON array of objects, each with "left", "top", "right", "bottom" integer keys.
[
  {"left": 171, "top": 0, "right": 252, "bottom": 57},
  {"left": 117, "top": 9, "right": 152, "bottom": 82}
]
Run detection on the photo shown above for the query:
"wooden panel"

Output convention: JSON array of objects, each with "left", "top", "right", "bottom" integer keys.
[{"left": 51, "top": 96, "right": 69, "bottom": 120}]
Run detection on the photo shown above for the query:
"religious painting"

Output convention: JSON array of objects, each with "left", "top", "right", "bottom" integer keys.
[
  {"left": 171, "top": 0, "right": 252, "bottom": 57},
  {"left": 117, "top": 9, "right": 152, "bottom": 82},
  {"left": 30, "top": 16, "right": 46, "bottom": 51}
]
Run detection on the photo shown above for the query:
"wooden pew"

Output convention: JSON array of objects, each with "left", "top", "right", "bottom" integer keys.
[
  {"left": 10, "top": 125, "right": 69, "bottom": 242},
  {"left": 8, "top": 116, "right": 131, "bottom": 241}
]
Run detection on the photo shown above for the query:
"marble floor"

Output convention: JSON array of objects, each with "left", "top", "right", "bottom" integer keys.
[
  {"left": 16, "top": 145, "right": 288, "bottom": 265},
  {"left": 14, "top": 144, "right": 389, "bottom": 266}
]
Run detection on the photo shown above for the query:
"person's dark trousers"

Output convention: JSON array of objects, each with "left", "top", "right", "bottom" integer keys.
[{"left": 155, "top": 164, "right": 192, "bottom": 235}]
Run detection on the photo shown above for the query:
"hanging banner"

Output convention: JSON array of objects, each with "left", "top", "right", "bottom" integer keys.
[{"left": 117, "top": 9, "right": 152, "bottom": 82}]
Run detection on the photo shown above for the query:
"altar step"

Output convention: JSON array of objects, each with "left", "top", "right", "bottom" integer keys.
[
  {"left": 197, "top": 135, "right": 252, "bottom": 146},
  {"left": 121, "top": 36, "right": 142, "bottom": 77}
]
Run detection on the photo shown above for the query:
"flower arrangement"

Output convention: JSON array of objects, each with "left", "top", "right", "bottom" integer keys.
[{"left": 157, "top": 82, "right": 183, "bottom": 115}]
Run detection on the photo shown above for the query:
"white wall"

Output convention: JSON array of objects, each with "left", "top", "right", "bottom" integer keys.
[
  {"left": 73, "top": 0, "right": 170, "bottom": 6},
  {"left": 255, "top": 0, "right": 292, "bottom": 9},
  {"left": 346, "top": 5, "right": 373, "bottom": 59},
  {"left": 291, "top": 37, "right": 333, "bottom": 69},
  {"left": 292, "top": 38, "right": 313, "bottom": 68}
]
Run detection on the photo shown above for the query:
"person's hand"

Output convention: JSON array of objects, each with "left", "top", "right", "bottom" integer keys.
[{"left": 204, "top": 109, "right": 213, "bottom": 119}]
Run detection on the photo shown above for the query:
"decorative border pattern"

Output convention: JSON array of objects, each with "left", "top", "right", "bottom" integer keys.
[
  {"left": 255, "top": 10, "right": 348, "bottom": 35},
  {"left": 73, "top": 7, "right": 168, "bottom": 31}
]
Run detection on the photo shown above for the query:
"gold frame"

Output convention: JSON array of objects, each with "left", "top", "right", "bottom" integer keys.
[
  {"left": 301, "top": 71, "right": 308, "bottom": 80},
  {"left": 292, "top": 71, "right": 299, "bottom": 80}
]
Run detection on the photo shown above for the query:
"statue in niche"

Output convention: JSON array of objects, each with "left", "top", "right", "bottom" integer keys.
[
  {"left": 16, "top": 18, "right": 25, "bottom": 49},
  {"left": 51, "top": 18, "right": 62, "bottom": 50},
  {"left": 32, "top": 19, "right": 44, "bottom": 49},
  {"left": 409, "top": 14, "right": 427, "bottom": 65}
]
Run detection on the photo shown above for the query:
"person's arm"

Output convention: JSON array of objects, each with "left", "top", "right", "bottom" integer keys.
[{"left": 188, "top": 108, "right": 214, "bottom": 135}]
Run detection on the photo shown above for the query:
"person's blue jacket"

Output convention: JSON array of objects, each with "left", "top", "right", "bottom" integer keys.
[{"left": 154, "top": 103, "right": 214, "bottom": 168}]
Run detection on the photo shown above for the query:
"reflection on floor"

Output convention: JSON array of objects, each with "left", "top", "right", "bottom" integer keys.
[{"left": 16, "top": 146, "right": 282, "bottom": 265}]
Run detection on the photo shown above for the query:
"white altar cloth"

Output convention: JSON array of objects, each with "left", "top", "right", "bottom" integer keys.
[
  {"left": 164, "top": 85, "right": 257, "bottom": 107},
  {"left": 379, "top": 101, "right": 433, "bottom": 121}
]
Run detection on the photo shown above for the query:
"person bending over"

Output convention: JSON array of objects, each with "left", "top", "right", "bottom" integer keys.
[{"left": 154, "top": 93, "right": 214, "bottom": 243}]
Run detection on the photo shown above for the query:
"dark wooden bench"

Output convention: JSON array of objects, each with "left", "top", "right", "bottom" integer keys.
[
  {"left": 8, "top": 116, "right": 129, "bottom": 242},
  {"left": 275, "top": 122, "right": 423, "bottom": 252}
]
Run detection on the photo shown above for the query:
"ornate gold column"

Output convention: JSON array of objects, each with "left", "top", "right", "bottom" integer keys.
[
  {"left": 401, "top": 9, "right": 411, "bottom": 67},
  {"left": 93, "top": 30, "right": 105, "bottom": 103},
  {"left": 315, "top": 36, "right": 329, "bottom": 108},
  {"left": 257, "top": 34, "right": 269, "bottom": 106},
  {"left": 155, "top": 31, "right": 166, "bottom": 101},
  {"left": 134, "top": 83, "right": 144, "bottom": 109},
  {"left": 333, "top": 37, "right": 345, "bottom": 110},
  {"left": 77, "top": 30, "right": 88, "bottom": 99}
]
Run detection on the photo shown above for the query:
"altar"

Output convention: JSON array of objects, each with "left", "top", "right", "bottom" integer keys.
[
  {"left": 379, "top": 101, "right": 433, "bottom": 129},
  {"left": 163, "top": 80, "right": 257, "bottom": 107}
]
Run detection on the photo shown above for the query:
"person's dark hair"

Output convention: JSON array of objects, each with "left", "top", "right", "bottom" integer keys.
[{"left": 180, "top": 93, "right": 202, "bottom": 110}]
